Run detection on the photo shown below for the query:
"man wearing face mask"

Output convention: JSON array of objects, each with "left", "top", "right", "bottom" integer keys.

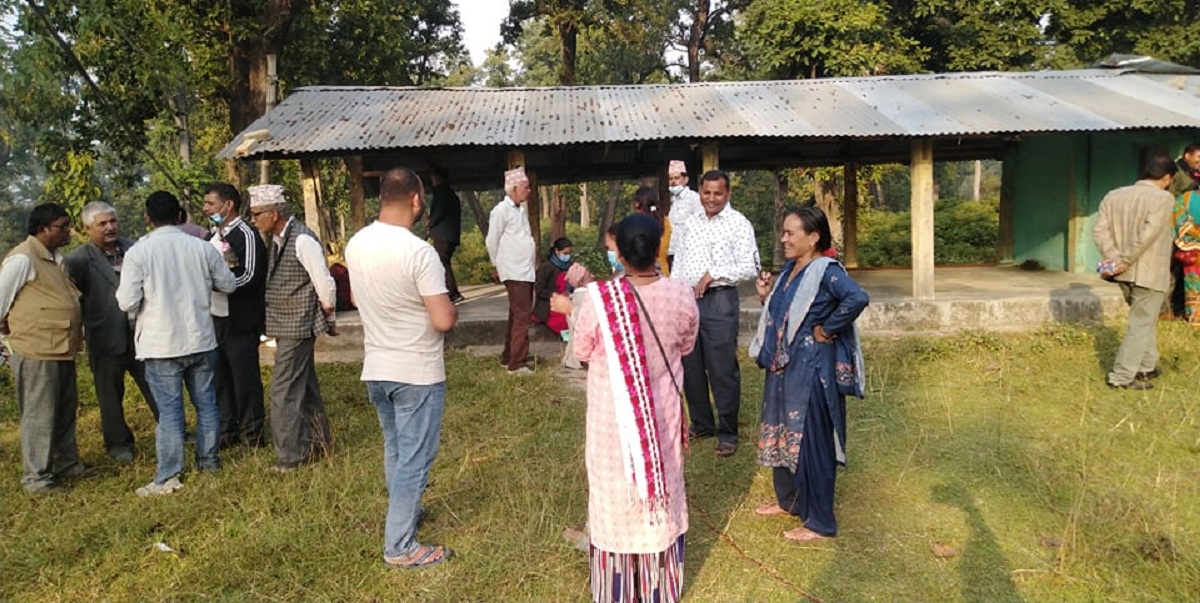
[
  {"left": 666, "top": 160, "right": 702, "bottom": 272},
  {"left": 486, "top": 167, "right": 538, "bottom": 375},
  {"left": 202, "top": 183, "right": 268, "bottom": 449},
  {"left": 66, "top": 202, "right": 159, "bottom": 462}
]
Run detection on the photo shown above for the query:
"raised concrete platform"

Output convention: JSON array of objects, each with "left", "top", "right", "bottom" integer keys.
[{"left": 306, "top": 266, "right": 1127, "bottom": 362}]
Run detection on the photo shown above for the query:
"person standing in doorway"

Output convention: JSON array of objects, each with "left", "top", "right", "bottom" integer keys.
[
  {"left": 666, "top": 160, "right": 702, "bottom": 272},
  {"left": 486, "top": 167, "right": 537, "bottom": 375},
  {"left": 428, "top": 168, "right": 465, "bottom": 304},
  {"left": 1093, "top": 155, "right": 1176, "bottom": 390}
]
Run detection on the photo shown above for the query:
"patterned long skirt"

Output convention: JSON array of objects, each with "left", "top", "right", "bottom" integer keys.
[
  {"left": 589, "top": 534, "right": 685, "bottom": 603},
  {"left": 1180, "top": 251, "right": 1200, "bottom": 327}
]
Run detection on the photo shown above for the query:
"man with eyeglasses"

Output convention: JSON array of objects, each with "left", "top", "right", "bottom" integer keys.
[{"left": 0, "top": 203, "right": 85, "bottom": 494}]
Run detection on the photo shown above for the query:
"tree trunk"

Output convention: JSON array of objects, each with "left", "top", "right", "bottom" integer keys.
[
  {"left": 345, "top": 156, "right": 366, "bottom": 232},
  {"left": 598, "top": 181, "right": 621, "bottom": 249},
  {"left": 814, "top": 175, "right": 843, "bottom": 245},
  {"left": 687, "top": 0, "right": 710, "bottom": 83},
  {"left": 225, "top": 1, "right": 299, "bottom": 140},
  {"left": 558, "top": 20, "right": 578, "bottom": 86},
  {"left": 540, "top": 185, "right": 551, "bottom": 221},
  {"left": 579, "top": 182, "right": 590, "bottom": 228},
  {"left": 772, "top": 170, "right": 788, "bottom": 270},
  {"left": 550, "top": 184, "right": 567, "bottom": 241},
  {"left": 973, "top": 159, "right": 982, "bottom": 201},
  {"left": 462, "top": 190, "right": 488, "bottom": 238},
  {"left": 871, "top": 177, "right": 885, "bottom": 210}
]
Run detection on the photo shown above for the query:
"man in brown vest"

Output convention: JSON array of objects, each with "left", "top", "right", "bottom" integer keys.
[{"left": 0, "top": 203, "right": 84, "bottom": 493}]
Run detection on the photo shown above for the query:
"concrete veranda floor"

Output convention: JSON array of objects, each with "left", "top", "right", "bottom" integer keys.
[{"left": 297, "top": 266, "right": 1128, "bottom": 363}]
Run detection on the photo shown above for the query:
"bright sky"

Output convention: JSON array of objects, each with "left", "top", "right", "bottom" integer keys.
[{"left": 455, "top": 0, "right": 510, "bottom": 66}]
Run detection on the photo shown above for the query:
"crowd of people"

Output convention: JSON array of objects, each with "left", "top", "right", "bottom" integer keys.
[{"left": 9, "top": 145, "right": 1196, "bottom": 601}]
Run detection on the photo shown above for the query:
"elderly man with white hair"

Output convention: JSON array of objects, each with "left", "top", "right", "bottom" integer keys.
[
  {"left": 486, "top": 167, "right": 538, "bottom": 375},
  {"left": 248, "top": 184, "right": 336, "bottom": 473},
  {"left": 65, "top": 201, "right": 159, "bottom": 462}
]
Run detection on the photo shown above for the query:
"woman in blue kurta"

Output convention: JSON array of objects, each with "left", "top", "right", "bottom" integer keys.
[{"left": 748, "top": 206, "right": 869, "bottom": 543}]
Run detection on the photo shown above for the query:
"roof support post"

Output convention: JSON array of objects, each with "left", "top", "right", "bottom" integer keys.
[
  {"left": 910, "top": 139, "right": 935, "bottom": 299},
  {"left": 701, "top": 142, "right": 719, "bottom": 173},
  {"left": 300, "top": 158, "right": 324, "bottom": 241},
  {"left": 508, "top": 150, "right": 541, "bottom": 260},
  {"left": 843, "top": 162, "right": 859, "bottom": 268},
  {"left": 346, "top": 155, "right": 366, "bottom": 233},
  {"left": 998, "top": 149, "right": 1016, "bottom": 263}
]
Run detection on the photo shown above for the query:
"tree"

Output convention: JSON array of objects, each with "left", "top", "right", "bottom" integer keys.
[
  {"left": 503, "top": 0, "right": 589, "bottom": 86},
  {"left": 890, "top": 0, "right": 1054, "bottom": 72},
  {"left": 1044, "top": 0, "right": 1200, "bottom": 69}
]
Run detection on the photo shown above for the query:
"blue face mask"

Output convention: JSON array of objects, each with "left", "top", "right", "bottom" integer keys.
[
  {"left": 209, "top": 213, "right": 224, "bottom": 225},
  {"left": 558, "top": 253, "right": 571, "bottom": 263},
  {"left": 607, "top": 250, "right": 624, "bottom": 273},
  {"left": 669, "top": 185, "right": 686, "bottom": 196}
]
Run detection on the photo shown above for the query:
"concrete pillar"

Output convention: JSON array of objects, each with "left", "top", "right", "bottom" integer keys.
[
  {"left": 998, "top": 149, "right": 1016, "bottom": 263},
  {"left": 910, "top": 139, "right": 935, "bottom": 299},
  {"left": 843, "top": 162, "right": 859, "bottom": 268},
  {"left": 299, "top": 158, "right": 323, "bottom": 240},
  {"left": 701, "top": 143, "right": 719, "bottom": 173}
]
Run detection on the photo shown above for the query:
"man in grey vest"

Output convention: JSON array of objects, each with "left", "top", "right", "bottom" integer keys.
[
  {"left": 66, "top": 201, "right": 159, "bottom": 462},
  {"left": 0, "top": 203, "right": 84, "bottom": 493},
  {"left": 248, "top": 184, "right": 336, "bottom": 473}
]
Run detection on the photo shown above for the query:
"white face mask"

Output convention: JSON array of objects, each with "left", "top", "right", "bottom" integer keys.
[{"left": 669, "top": 185, "right": 686, "bottom": 196}]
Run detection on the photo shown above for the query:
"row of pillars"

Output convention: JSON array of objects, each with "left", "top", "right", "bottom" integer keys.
[{"left": 296, "top": 139, "right": 938, "bottom": 299}]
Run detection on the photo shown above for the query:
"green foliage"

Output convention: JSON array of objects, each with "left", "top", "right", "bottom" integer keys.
[
  {"left": 1044, "top": 0, "right": 1200, "bottom": 69},
  {"left": 858, "top": 199, "right": 1000, "bottom": 267},
  {"left": 42, "top": 150, "right": 102, "bottom": 232}
]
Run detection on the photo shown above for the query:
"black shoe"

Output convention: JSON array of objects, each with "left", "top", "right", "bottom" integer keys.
[
  {"left": 1108, "top": 380, "right": 1153, "bottom": 390},
  {"left": 1135, "top": 367, "right": 1162, "bottom": 381},
  {"left": 450, "top": 293, "right": 466, "bottom": 305}
]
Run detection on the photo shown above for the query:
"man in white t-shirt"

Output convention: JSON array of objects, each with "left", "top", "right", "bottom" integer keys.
[{"left": 345, "top": 167, "right": 457, "bottom": 570}]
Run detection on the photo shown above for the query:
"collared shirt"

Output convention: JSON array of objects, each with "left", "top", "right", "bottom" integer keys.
[
  {"left": 485, "top": 196, "right": 536, "bottom": 282},
  {"left": 116, "top": 225, "right": 236, "bottom": 359},
  {"left": 667, "top": 187, "right": 702, "bottom": 257},
  {"left": 672, "top": 203, "right": 760, "bottom": 288},
  {"left": 272, "top": 217, "right": 337, "bottom": 308},
  {"left": 209, "top": 216, "right": 262, "bottom": 317},
  {"left": 1093, "top": 180, "right": 1174, "bottom": 292}
]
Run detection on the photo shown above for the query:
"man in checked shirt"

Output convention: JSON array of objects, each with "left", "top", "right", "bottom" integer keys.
[{"left": 672, "top": 169, "right": 760, "bottom": 457}]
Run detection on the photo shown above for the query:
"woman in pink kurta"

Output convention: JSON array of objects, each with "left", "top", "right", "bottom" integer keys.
[{"left": 574, "top": 214, "right": 699, "bottom": 603}]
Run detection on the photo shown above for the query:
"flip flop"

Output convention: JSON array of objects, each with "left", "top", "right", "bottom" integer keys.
[
  {"left": 383, "top": 544, "right": 452, "bottom": 570},
  {"left": 715, "top": 442, "right": 737, "bottom": 457},
  {"left": 783, "top": 527, "right": 832, "bottom": 543},
  {"left": 754, "top": 502, "right": 790, "bottom": 517}
]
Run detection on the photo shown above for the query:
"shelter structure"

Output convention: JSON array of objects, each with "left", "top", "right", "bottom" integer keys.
[{"left": 219, "top": 67, "right": 1200, "bottom": 298}]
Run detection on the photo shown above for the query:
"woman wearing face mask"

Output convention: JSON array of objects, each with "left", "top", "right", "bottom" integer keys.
[{"left": 533, "top": 237, "right": 574, "bottom": 338}]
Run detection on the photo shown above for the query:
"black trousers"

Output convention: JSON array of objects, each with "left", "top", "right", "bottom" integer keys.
[
  {"left": 433, "top": 239, "right": 461, "bottom": 298},
  {"left": 682, "top": 286, "right": 741, "bottom": 444},
  {"left": 213, "top": 316, "right": 266, "bottom": 445},
  {"left": 88, "top": 349, "right": 158, "bottom": 457}
]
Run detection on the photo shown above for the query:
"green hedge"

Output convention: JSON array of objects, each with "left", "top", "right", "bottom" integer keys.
[{"left": 857, "top": 199, "right": 999, "bottom": 267}]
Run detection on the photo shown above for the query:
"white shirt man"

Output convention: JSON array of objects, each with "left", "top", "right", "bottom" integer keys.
[
  {"left": 666, "top": 160, "right": 703, "bottom": 259},
  {"left": 485, "top": 167, "right": 537, "bottom": 373}
]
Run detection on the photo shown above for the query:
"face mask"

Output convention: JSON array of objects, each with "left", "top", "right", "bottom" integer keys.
[
  {"left": 558, "top": 253, "right": 571, "bottom": 263},
  {"left": 209, "top": 213, "right": 224, "bottom": 225},
  {"left": 669, "top": 185, "right": 686, "bottom": 196},
  {"left": 607, "top": 250, "right": 624, "bottom": 273}
]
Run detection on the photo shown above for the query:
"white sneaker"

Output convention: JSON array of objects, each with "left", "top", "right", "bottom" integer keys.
[
  {"left": 507, "top": 367, "right": 534, "bottom": 376},
  {"left": 136, "top": 476, "right": 184, "bottom": 497}
]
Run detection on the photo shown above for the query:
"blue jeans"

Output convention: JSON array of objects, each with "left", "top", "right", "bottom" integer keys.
[
  {"left": 144, "top": 350, "right": 221, "bottom": 483},
  {"left": 367, "top": 381, "right": 445, "bottom": 558}
]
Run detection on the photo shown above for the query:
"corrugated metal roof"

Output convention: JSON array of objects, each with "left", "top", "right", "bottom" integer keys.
[{"left": 219, "top": 69, "right": 1200, "bottom": 159}]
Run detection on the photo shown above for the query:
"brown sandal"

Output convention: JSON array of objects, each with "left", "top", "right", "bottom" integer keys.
[{"left": 715, "top": 442, "right": 737, "bottom": 457}]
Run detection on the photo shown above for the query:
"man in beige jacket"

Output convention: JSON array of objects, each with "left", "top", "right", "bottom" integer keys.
[{"left": 1093, "top": 156, "right": 1176, "bottom": 390}]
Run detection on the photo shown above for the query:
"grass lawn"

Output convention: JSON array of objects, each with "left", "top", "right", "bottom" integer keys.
[{"left": 2, "top": 322, "right": 1199, "bottom": 602}]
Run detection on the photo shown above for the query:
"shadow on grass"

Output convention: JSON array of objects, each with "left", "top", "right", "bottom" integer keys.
[{"left": 931, "top": 481, "right": 1024, "bottom": 603}]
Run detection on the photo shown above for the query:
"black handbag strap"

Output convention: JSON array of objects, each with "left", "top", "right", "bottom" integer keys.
[{"left": 627, "top": 282, "right": 685, "bottom": 404}]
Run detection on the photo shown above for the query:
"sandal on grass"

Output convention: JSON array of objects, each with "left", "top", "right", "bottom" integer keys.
[
  {"left": 715, "top": 442, "right": 737, "bottom": 457},
  {"left": 754, "top": 502, "right": 790, "bottom": 517},
  {"left": 783, "top": 527, "right": 832, "bottom": 543},
  {"left": 383, "top": 544, "right": 452, "bottom": 570}
]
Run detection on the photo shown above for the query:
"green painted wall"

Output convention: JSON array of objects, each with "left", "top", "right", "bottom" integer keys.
[{"left": 1011, "top": 129, "right": 1200, "bottom": 272}]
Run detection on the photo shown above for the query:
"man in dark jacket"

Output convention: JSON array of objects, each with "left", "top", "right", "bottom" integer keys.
[
  {"left": 66, "top": 202, "right": 159, "bottom": 462},
  {"left": 427, "top": 168, "right": 464, "bottom": 304},
  {"left": 202, "top": 183, "right": 268, "bottom": 448},
  {"left": 1168, "top": 143, "right": 1200, "bottom": 197}
]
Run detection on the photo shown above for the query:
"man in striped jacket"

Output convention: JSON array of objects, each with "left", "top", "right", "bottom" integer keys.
[{"left": 203, "top": 183, "right": 268, "bottom": 449}]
